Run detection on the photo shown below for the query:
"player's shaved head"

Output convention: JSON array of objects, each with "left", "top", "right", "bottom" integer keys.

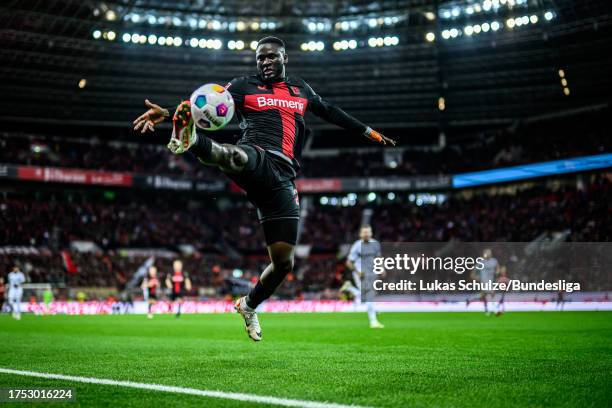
[{"left": 257, "top": 36, "right": 285, "bottom": 50}]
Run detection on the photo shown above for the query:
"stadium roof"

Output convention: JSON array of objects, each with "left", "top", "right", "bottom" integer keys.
[{"left": 1, "top": 0, "right": 611, "bottom": 132}]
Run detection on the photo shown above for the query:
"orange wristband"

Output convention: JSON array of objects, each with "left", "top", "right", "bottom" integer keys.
[{"left": 367, "top": 129, "right": 383, "bottom": 143}]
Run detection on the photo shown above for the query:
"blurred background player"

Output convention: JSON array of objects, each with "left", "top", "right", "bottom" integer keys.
[
  {"left": 7, "top": 265, "right": 26, "bottom": 320},
  {"left": 471, "top": 249, "right": 500, "bottom": 315},
  {"left": 495, "top": 266, "right": 509, "bottom": 316},
  {"left": 555, "top": 290, "right": 566, "bottom": 311},
  {"left": 345, "top": 225, "right": 384, "bottom": 328},
  {"left": 0, "top": 277, "right": 5, "bottom": 313},
  {"left": 166, "top": 260, "right": 192, "bottom": 318},
  {"left": 141, "top": 265, "right": 159, "bottom": 319},
  {"left": 43, "top": 286, "right": 54, "bottom": 315}
]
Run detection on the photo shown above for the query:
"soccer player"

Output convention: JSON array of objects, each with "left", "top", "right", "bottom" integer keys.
[
  {"left": 345, "top": 225, "right": 384, "bottom": 328},
  {"left": 133, "top": 36, "right": 395, "bottom": 341},
  {"left": 7, "top": 265, "right": 26, "bottom": 320},
  {"left": 472, "top": 248, "right": 500, "bottom": 315},
  {"left": 165, "top": 260, "right": 192, "bottom": 318},
  {"left": 0, "top": 277, "right": 6, "bottom": 313},
  {"left": 495, "top": 265, "right": 509, "bottom": 316},
  {"left": 141, "top": 266, "right": 159, "bottom": 319},
  {"left": 43, "top": 286, "right": 54, "bottom": 315}
]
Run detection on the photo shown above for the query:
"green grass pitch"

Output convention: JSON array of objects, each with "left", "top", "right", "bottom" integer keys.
[{"left": 0, "top": 311, "right": 611, "bottom": 407}]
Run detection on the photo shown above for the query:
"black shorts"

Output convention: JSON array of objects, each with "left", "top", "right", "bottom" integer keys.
[
  {"left": 171, "top": 291, "right": 184, "bottom": 301},
  {"left": 225, "top": 145, "right": 300, "bottom": 246},
  {"left": 148, "top": 293, "right": 157, "bottom": 301}
]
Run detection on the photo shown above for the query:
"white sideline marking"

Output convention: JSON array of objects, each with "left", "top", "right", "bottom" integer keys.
[{"left": 0, "top": 368, "right": 373, "bottom": 408}]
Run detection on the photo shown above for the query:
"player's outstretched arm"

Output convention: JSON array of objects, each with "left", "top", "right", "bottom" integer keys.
[
  {"left": 305, "top": 83, "right": 396, "bottom": 146},
  {"left": 133, "top": 99, "right": 170, "bottom": 133}
]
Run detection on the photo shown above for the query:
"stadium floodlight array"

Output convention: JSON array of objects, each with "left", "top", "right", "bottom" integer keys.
[
  {"left": 300, "top": 41, "right": 325, "bottom": 51},
  {"left": 335, "top": 15, "right": 404, "bottom": 32},
  {"left": 367, "top": 36, "right": 400, "bottom": 47},
  {"left": 439, "top": 11, "right": 554, "bottom": 40},
  {"left": 93, "top": 30, "right": 402, "bottom": 51},
  {"left": 121, "top": 11, "right": 278, "bottom": 32},
  {"left": 332, "top": 40, "right": 358, "bottom": 51},
  {"left": 304, "top": 19, "right": 333, "bottom": 33},
  {"left": 439, "top": 0, "right": 530, "bottom": 20}
]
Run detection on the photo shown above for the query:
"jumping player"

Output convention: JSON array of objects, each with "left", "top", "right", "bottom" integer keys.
[
  {"left": 141, "top": 265, "right": 160, "bottom": 319},
  {"left": 165, "top": 260, "right": 192, "bottom": 318},
  {"left": 7, "top": 265, "right": 26, "bottom": 320},
  {"left": 133, "top": 36, "right": 395, "bottom": 341}
]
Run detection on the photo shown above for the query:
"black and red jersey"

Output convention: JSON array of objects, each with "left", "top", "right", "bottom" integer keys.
[
  {"left": 169, "top": 271, "right": 188, "bottom": 294},
  {"left": 225, "top": 74, "right": 368, "bottom": 173},
  {"left": 147, "top": 277, "right": 159, "bottom": 293}
]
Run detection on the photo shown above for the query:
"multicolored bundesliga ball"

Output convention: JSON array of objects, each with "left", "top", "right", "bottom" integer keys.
[{"left": 189, "top": 83, "right": 235, "bottom": 131}]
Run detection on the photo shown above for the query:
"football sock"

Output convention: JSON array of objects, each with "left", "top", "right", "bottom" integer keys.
[
  {"left": 246, "top": 281, "right": 271, "bottom": 309},
  {"left": 190, "top": 133, "right": 213, "bottom": 162},
  {"left": 367, "top": 302, "right": 377, "bottom": 324}
]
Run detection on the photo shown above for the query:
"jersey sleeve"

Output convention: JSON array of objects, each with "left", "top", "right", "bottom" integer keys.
[
  {"left": 224, "top": 77, "right": 247, "bottom": 107},
  {"left": 348, "top": 241, "right": 360, "bottom": 263},
  {"left": 302, "top": 80, "right": 368, "bottom": 134}
]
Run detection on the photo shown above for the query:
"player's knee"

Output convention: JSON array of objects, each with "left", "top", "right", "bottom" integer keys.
[
  {"left": 217, "top": 144, "right": 248, "bottom": 172},
  {"left": 273, "top": 256, "right": 293, "bottom": 274}
]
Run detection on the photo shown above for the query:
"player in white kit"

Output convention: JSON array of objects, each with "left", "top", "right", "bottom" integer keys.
[
  {"left": 343, "top": 225, "right": 384, "bottom": 328},
  {"left": 7, "top": 266, "right": 26, "bottom": 320},
  {"left": 472, "top": 249, "right": 499, "bottom": 315}
]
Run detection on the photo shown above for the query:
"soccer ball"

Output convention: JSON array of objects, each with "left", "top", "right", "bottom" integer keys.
[{"left": 189, "top": 83, "right": 235, "bottom": 131}]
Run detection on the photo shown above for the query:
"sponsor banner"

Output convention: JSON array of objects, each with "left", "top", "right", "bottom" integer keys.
[
  {"left": 194, "top": 180, "right": 227, "bottom": 192},
  {"left": 0, "top": 164, "right": 17, "bottom": 179},
  {"left": 137, "top": 174, "right": 193, "bottom": 190},
  {"left": 453, "top": 153, "right": 612, "bottom": 188},
  {"left": 0, "top": 246, "right": 41, "bottom": 255},
  {"left": 16, "top": 165, "right": 132, "bottom": 187},
  {"left": 341, "top": 175, "right": 452, "bottom": 192},
  {"left": 133, "top": 174, "right": 226, "bottom": 192},
  {"left": 117, "top": 248, "right": 178, "bottom": 258},
  {"left": 22, "top": 298, "right": 612, "bottom": 315},
  {"left": 295, "top": 178, "right": 342, "bottom": 192}
]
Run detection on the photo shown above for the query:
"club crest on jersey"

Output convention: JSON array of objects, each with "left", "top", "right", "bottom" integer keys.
[
  {"left": 257, "top": 85, "right": 267, "bottom": 90},
  {"left": 291, "top": 86, "right": 300, "bottom": 95}
]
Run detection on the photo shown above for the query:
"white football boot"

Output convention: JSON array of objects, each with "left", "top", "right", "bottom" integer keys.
[
  {"left": 235, "top": 297, "right": 262, "bottom": 341},
  {"left": 370, "top": 320, "right": 385, "bottom": 329},
  {"left": 167, "top": 100, "right": 197, "bottom": 154}
]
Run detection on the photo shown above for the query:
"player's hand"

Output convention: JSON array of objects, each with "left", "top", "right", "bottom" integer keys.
[
  {"left": 380, "top": 133, "right": 396, "bottom": 146},
  {"left": 133, "top": 99, "right": 169, "bottom": 134},
  {"left": 365, "top": 128, "right": 396, "bottom": 146}
]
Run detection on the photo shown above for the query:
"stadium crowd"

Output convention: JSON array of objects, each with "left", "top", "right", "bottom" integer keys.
[
  {"left": 1, "top": 175, "right": 609, "bottom": 296},
  {"left": 1, "top": 117, "right": 608, "bottom": 178}
]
